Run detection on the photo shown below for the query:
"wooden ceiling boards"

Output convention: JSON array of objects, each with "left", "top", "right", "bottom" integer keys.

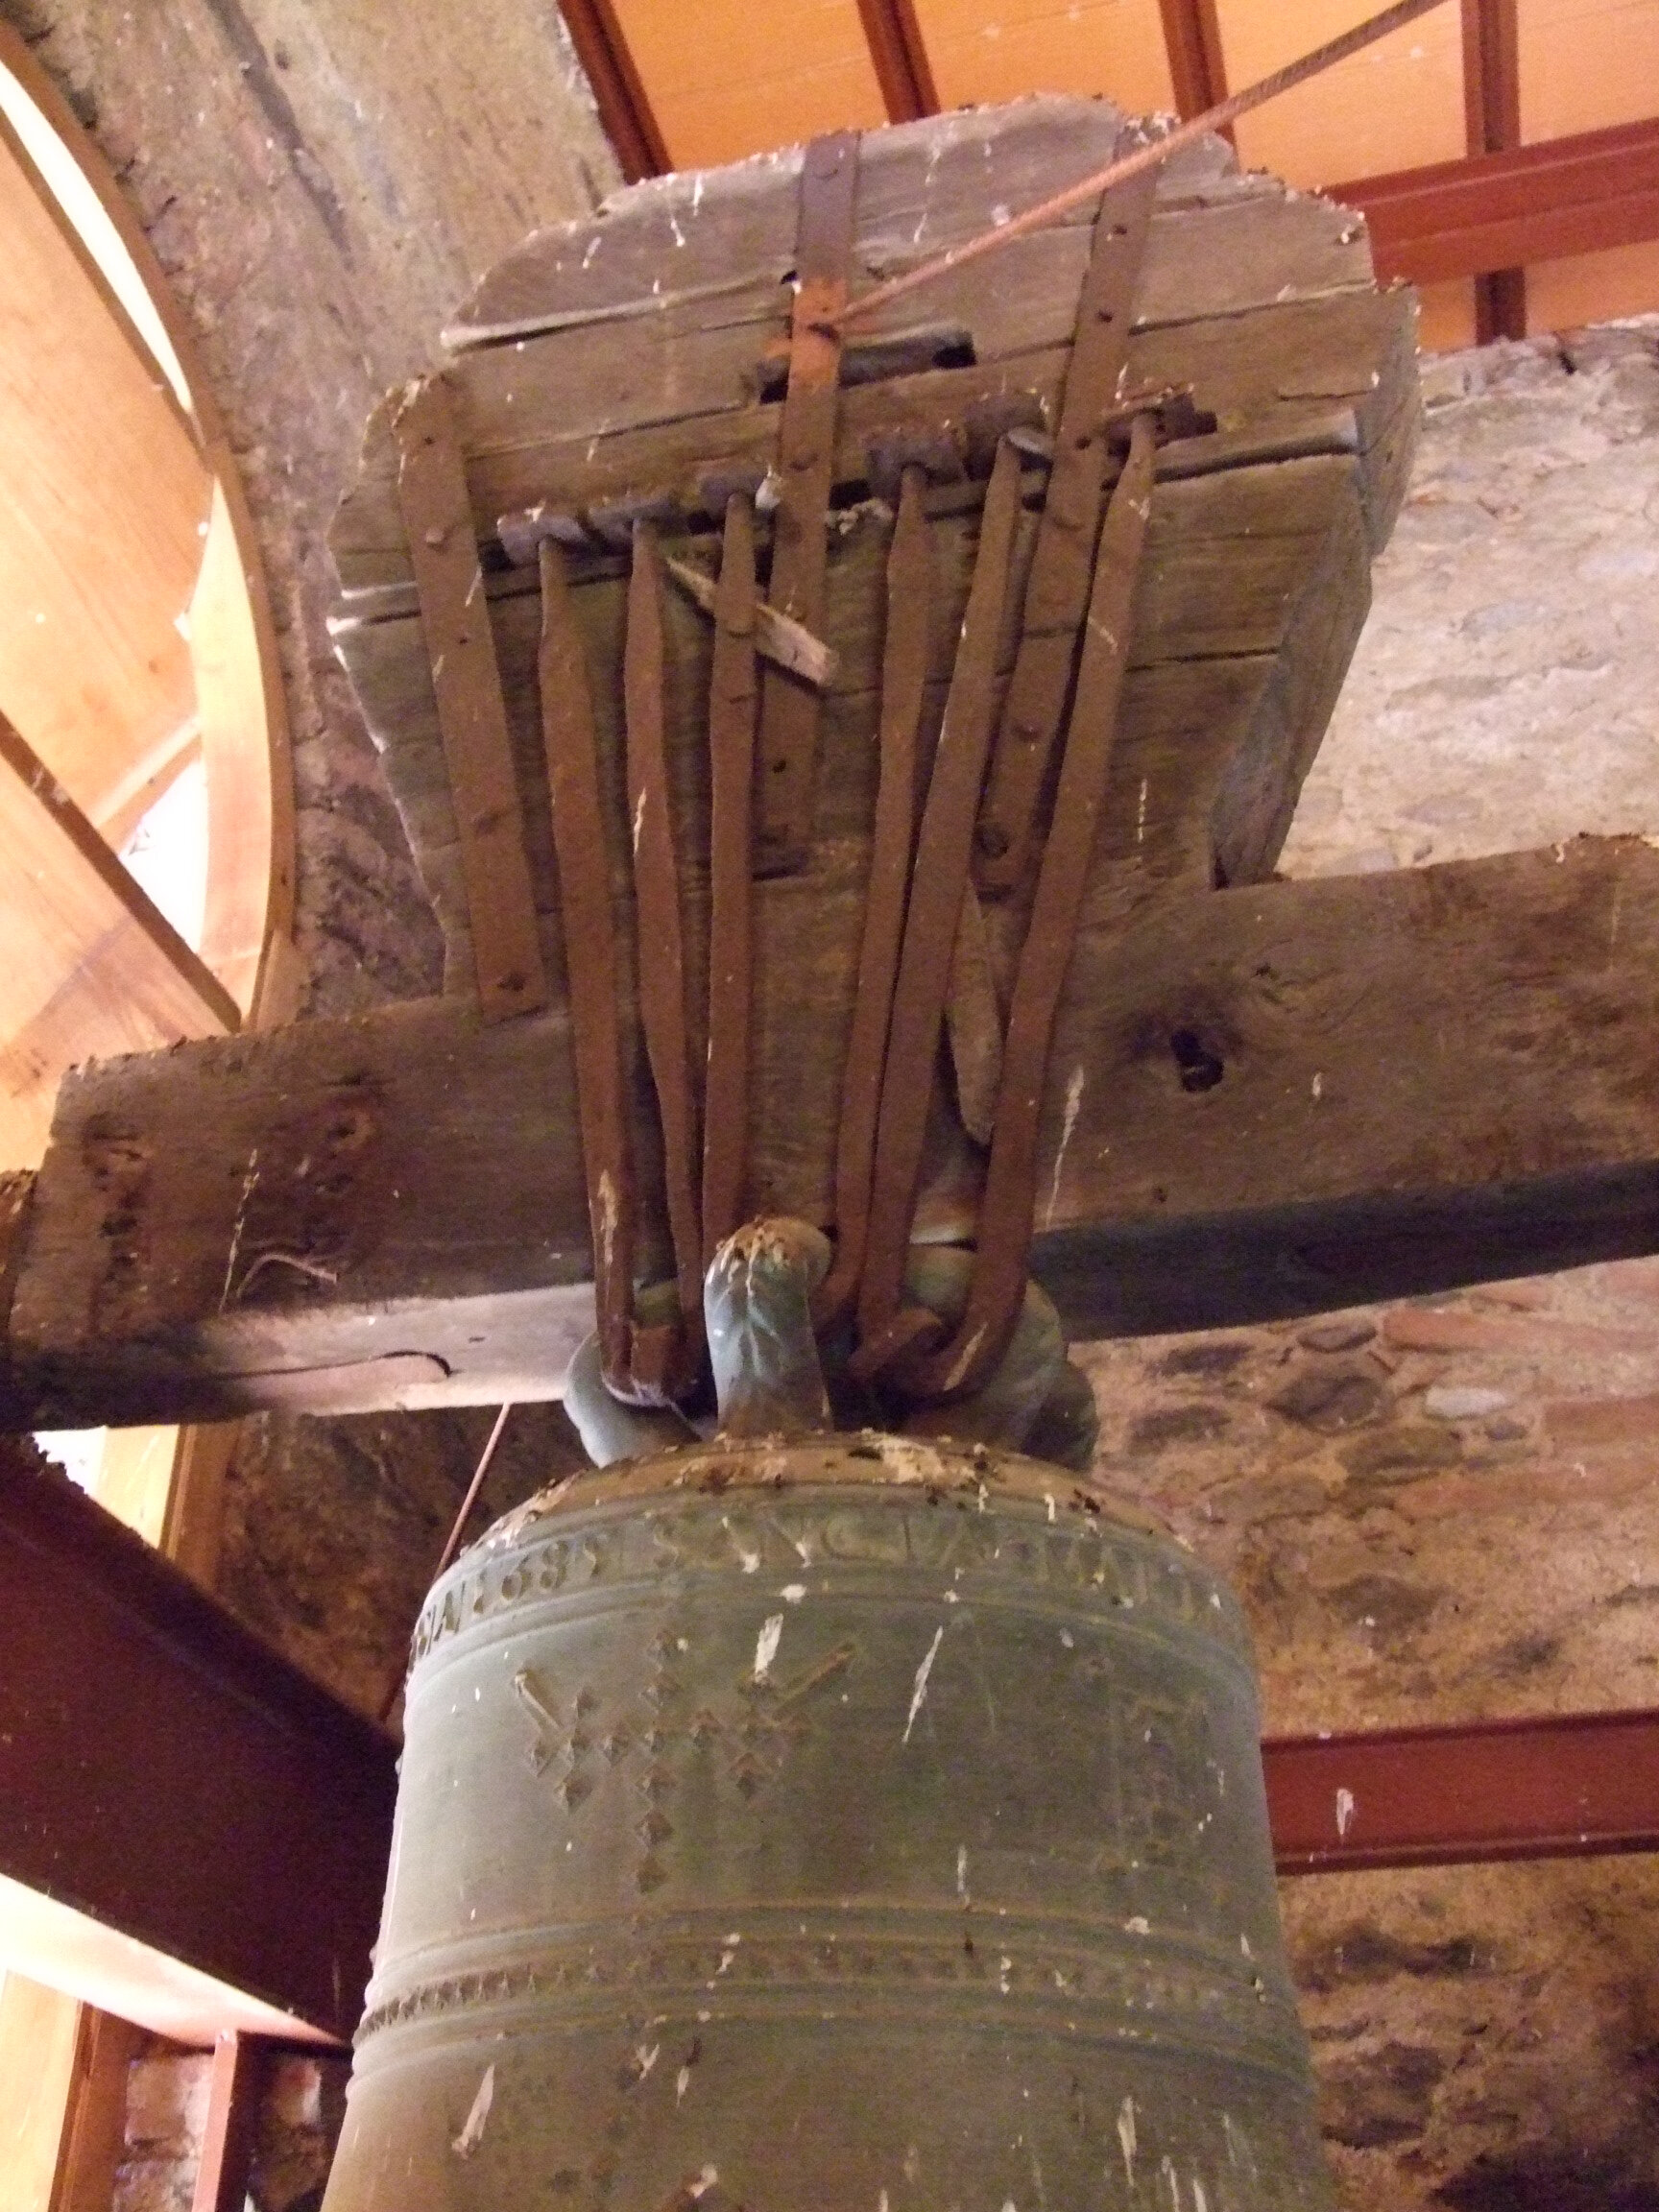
[
  {"left": 1519, "top": 0, "right": 1659, "bottom": 329},
  {"left": 912, "top": 0, "right": 1176, "bottom": 117},
  {"left": 0, "top": 712, "right": 234, "bottom": 1173},
  {"left": 608, "top": 0, "right": 889, "bottom": 168},
  {"left": 0, "top": 118, "right": 208, "bottom": 832}
]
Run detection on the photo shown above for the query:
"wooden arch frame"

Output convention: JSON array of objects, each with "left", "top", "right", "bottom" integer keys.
[{"left": 0, "top": 17, "right": 298, "bottom": 1034}]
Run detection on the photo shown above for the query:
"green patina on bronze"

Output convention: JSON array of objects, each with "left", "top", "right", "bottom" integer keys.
[{"left": 325, "top": 1433, "right": 1333, "bottom": 2210}]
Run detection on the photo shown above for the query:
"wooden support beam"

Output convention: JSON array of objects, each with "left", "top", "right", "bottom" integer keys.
[
  {"left": 393, "top": 382, "right": 549, "bottom": 1025},
  {"left": 1266, "top": 1708, "right": 1659, "bottom": 1874},
  {"left": 191, "top": 2035, "right": 264, "bottom": 2212},
  {"left": 557, "top": 0, "right": 668, "bottom": 182},
  {"left": 0, "top": 1441, "right": 396, "bottom": 2040},
  {"left": 1156, "top": 0, "right": 1230, "bottom": 126},
  {"left": 0, "top": 711, "right": 238, "bottom": 1039},
  {"left": 1332, "top": 115, "right": 1659, "bottom": 287},
  {"left": 1459, "top": 0, "right": 1525, "bottom": 342},
  {"left": 47, "top": 2006, "right": 143, "bottom": 2212},
  {"left": 854, "top": 0, "right": 938, "bottom": 125},
  {"left": 10, "top": 835, "right": 1659, "bottom": 1423}
]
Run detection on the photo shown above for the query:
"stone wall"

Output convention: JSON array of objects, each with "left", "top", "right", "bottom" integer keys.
[
  {"left": 216, "top": 1399, "right": 588, "bottom": 1718},
  {"left": 1075, "top": 319, "right": 1659, "bottom": 2211},
  {"left": 1282, "top": 321, "right": 1659, "bottom": 880},
  {"left": 1081, "top": 1260, "right": 1659, "bottom": 2209}
]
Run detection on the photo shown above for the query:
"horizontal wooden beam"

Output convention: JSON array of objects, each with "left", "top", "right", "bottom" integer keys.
[
  {"left": 1266, "top": 1708, "right": 1659, "bottom": 1873},
  {"left": 0, "top": 1440, "right": 396, "bottom": 2039},
  {"left": 1332, "top": 114, "right": 1659, "bottom": 285},
  {"left": 8, "top": 834, "right": 1659, "bottom": 1424}
]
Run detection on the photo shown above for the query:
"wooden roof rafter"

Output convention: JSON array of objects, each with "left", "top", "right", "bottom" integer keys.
[
  {"left": 1460, "top": 0, "right": 1525, "bottom": 339},
  {"left": 558, "top": 0, "right": 669, "bottom": 180},
  {"left": 1156, "top": 0, "right": 1231, "bottom": 124},
  {"left": 854, "top": 0, "right": 940, "bottom": 124}
]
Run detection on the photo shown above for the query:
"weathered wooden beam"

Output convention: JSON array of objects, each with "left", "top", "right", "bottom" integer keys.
[
  {"left": 1332, "top": 115, "right": 1659, "bottom": 286},
  {"left": 9, "top": 836, "right": 1659, "bottom": 1425},
  {"left": 0, "top": 1441, "right": 395, "bottom": 2038}
]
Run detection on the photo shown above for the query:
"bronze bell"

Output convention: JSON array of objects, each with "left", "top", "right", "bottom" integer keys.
[{"left": 324, "top": 1361, "right": 1334, "bottom": 2207}]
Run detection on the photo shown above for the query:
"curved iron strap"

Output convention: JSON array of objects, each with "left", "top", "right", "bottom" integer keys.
[
  {"left": 898, "top": 410, "right": 1159, "bottom": 1401},
  {"left": 536, "top": 541, "right": 651, "bottom": 1400},
  {"left": 812, "top": 464, "right": 933, "bottom": 1333},
  {"left": 973, "top": 157, "right": 1158, "bottom": 895},
  {"left": 624, "top": 521, "right": 706, "bottom": 1396},
  {"left": 702, "top": 494, "right": 760, "bottom": 1266},
  {"left": 756, "top": 131, "right": 859, "bottom": 874},
  {"left": 851, "top": 439, "right": 1025, "bottom": 1383}
]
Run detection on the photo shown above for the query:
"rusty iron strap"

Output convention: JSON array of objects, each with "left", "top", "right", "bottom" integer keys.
[
  {"left": 395, "top": 378, "right": 548, "bottom": 1023},
  {"left": 703, "top": 495, "right": 760, "bottom": 1264},
  {"left": 813, "top": 465, "right": 932, "bottom": 1333},
  {"left": 853, "top": 440, "right": 1024, "bottom": 1380},
  {"left": 625, "top": 522, "right": 705, "bottom": 1392},
  {"left": 537, "top": 542, "right": 648, "bottom": 1398},
  {"left": 974, "top": 159, "right": 1158, "bottom": 898},
  {"left": 901, "top": 413, "right": 1158, "bottom": 1401},
  {"left": 755, "top": 131, "right": 860, "bottom": 877}
]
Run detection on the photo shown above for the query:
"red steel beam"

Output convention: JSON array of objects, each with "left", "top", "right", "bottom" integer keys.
[
  {"left": 559, "top": 0, "right": 669, "bottom": 182},
  {"left": 1266, "top": 1708, "right": 1659, "bottom": 1874},
  {"left": 1331, "top": 114, "right": 1659, "bottom": 286},
  {"left": 0, "top": 1442, "right": 397, "bottom": 2041},
  {"left": 854, "top": 0, "right": 938, "bottom": 123}
]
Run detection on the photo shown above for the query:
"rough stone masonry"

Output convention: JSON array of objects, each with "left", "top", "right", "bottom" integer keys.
[{"left": 1080, "top": 320, "right": 1659, "bottom": 2212}]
